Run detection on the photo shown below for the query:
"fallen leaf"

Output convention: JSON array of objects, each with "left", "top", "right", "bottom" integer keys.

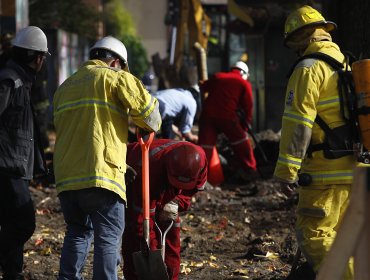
[
  {"left": 254, "top": 251, "right": 279, "bottom": 259},
  {"left": 265, "top": 251, "right": 279, "bottom": 259},
  {"left": 267, "top": 264, "right": 277, "bottom": 271},
  {"left": 35, "top": 238, "right": 44, "bottom": 246},
  {"left": 219, "top": 216, "right": 228, "bottom": 228},
  {"left": 40, "top": 247, "right": 52, "bottom": 256},
  {"left": 189, "top": 261, "right": 204, "bottom": 267},
  {"left": 181, "top": 227, "right": 191, "bottom": 232},
  {"left": 36, "top": 197, "right": 51, "bottom": 207},
  {"left": 36, "top": 209, "right": 51, "bottom": 215},
  {"left": 187, "top": 214, "right": 194, "bottom": 220},
  {"left": 215, "top": 233, "right": 224, "bottom": 241},
  {"left": 233, "top": 268, "right": 249, "bottom": 275},
  {"left": 180, "top": 266, "right": 191, "bottom": 274}
]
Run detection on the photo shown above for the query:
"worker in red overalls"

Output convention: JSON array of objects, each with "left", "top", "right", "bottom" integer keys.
[
  {"left": 122, "top": 139, "right": 207, "bottom": 280},
  {"left": 198, "top": 61, "right": 257, "bottom": 183}
]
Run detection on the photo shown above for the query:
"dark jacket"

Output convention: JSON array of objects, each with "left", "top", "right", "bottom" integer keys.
[{"left": 0, "top": 59, "right": 46, "bottom": 179}]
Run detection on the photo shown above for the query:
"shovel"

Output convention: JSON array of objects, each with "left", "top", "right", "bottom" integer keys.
[
  {"left": 155, "top": 220, "right": 174, "bottom": 260},
  {"left": 132, "top": 132, "right": 169, "bottom": 280}
]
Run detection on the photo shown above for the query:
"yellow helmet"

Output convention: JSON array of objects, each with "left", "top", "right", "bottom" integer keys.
[{"left": 284, "top": 5, "right": 336, "bottom": 45}]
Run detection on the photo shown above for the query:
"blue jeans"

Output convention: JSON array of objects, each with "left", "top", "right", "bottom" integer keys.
[{"left": 58, "top": 188, "right": 125, "bottom": 280}]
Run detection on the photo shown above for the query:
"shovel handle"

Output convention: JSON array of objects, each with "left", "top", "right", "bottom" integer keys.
[
  {"left": 155, "top": 221, "right": 174, "bottom": 260},
  {"left": 137, "top": 129, "right": 155, "bottom": 245}
]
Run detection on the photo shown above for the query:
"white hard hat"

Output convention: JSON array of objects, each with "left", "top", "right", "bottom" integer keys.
[
  {"left": 90, "top": 36, "right": 128, "bottom": 68},
  {"left": 232, "top": 61, "right": 249, "bottom": 76},
  {"left": 12, "top": 26, "right": 49, "bottom": 54}
]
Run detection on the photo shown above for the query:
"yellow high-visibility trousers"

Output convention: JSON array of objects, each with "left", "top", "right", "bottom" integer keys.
[{"left": 296, "top": 184, "right": 353, "bottom": 280}]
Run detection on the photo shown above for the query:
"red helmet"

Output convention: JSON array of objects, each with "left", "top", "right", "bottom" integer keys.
[{"left": 166, "top": 144, "right": 202, "bottom": 190}]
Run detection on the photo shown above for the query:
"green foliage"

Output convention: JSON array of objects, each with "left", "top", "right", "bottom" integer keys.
[
  {"left": 29, "top": 0, "right": 101, "bottom": 39},
  {"left": 104, "top": 0, "right": 136, "bottom": 38},
  {"left": 121, "top": 34, "right": 149, "bottom": 78},
  {"left": 29, "top": 0, "right": 149, "bottom": 77},
  {"left": 104, "top": 0, "right": 149, "bottom": 78}
]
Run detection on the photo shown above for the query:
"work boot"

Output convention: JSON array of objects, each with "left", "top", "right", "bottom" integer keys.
[
  {"left": 286, "top": 262, "right": 315, "bottom": 280},
  {"left": 2, "top": 273, "right": 25, "bottom": 280},
  {"left": 227, "top": 168, "right": 259, "bottom": 184},
  {"left": 0, "top": 247, "right": 25, "bottom": 280},
  {"left": 0, "top": 254, "right": 4, "bottom": 274},
  {"left": 237, "top": 168, "right": 259, "bottom": 181}
]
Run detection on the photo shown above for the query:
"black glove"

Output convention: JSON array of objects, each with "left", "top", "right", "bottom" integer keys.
[
  {"left": 279, "top": 182, "right": 297, "bottom": 198},
  {"left": 125, "top": 165, "right": 137, "bottom": 186},
  {"left": 136, "top": 127, "right": 152, "bottom": 139}
]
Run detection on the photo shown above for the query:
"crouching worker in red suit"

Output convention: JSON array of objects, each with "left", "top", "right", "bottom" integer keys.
[
  {"left": 198, "top": 61, "right": 257, "bottom": 183},
  {"left": 122, "top": 139, "right": 207, "bottom": 280}
]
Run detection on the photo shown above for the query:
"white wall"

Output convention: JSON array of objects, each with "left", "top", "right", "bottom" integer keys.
[{"left": 123, "top": 0, "right": 168, "bottom": 61}]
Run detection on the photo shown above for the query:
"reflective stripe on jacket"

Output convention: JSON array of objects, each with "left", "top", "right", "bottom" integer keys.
[
  {"left": 274, "top": 41, "right": 357, "bottom": 186},
  {"left": 53, "top": 60, "right": 161, "bottom": 201}
]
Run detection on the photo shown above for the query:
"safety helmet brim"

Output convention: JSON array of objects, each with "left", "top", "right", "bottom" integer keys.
[
  {"left": 284, "top": 20, "right": 337, "bottom": 47},
  {"left": 167, "top": 173, "right": 197, "bottom": 190}
]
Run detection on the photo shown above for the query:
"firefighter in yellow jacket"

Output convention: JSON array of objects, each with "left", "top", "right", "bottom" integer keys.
[
  {"left": 53, "top": 36, "right": 161, "bottom": 280},
  {"left": 274, "top": 6, "right": 357, "bottom": 280}
]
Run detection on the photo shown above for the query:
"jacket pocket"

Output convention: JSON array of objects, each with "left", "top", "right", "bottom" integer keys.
[
  {"left": 104, "top": 146, "right": 125, "bottom": 173},
  {"left": 0, "top": 139, "right": 29, "bottom": 177},
  {"left": 2, "top": 92, "right": 28, "bottom": 129},
  {"left": 296, "top": 187, "right": 334, "bottom": 218}
]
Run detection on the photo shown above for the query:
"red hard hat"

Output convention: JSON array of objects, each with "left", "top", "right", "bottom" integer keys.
[{"left": 166, "top": 144, "right": 202, "bottom": 190}]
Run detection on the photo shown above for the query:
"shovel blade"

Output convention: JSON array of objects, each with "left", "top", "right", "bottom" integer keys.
[{"left": 132, "top": 249, "right": 169, "bottom": 280}]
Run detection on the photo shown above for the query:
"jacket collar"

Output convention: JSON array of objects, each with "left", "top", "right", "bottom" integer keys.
[
  {"left": 7, "top": 59, "right": 36, "bottom": 84},
  {"left": 84, "top": 59, "right": 109, "bottom": 67},
  {"left": 303, "top": 41, "right": 345, "bottom": 63}
]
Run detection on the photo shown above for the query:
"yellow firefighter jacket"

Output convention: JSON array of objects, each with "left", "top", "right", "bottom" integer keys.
[
  {"left": 274, "top": 41, "right": 358, "bottom": 186},
  {"left": 53, "top": 60, "right": 161, "bottom": 201}
]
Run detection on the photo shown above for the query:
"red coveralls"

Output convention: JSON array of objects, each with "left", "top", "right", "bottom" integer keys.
[
  {"left": 122, "top": 139, "right": 207, "bottom": 280},
  {"left": 199, "top": 69, "right": 257, "bottom": 172}
]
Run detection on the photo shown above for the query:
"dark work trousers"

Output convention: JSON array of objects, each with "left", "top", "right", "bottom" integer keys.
[
  {"left": 0, "top": 176, "right": 35, "bottom": 279},
  {"left": 160, "top": 116, "right": 182, "bottom": 139}
]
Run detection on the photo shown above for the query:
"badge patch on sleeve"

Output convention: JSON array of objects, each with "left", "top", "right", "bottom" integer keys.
[{"left": 286, "top": 90, "right": 294, "bottom": 106}]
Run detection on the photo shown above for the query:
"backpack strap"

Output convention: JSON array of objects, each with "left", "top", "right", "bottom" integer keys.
[
  {"left": 288, "top": 53, "right": 354, "bottom": 158},
  {"left": 315, "top": 114, "right": 341, "bottom": 142},
  {"left": 306, "top": 53, "right": 358, "bottom": 140},
  {"left": 288, "top": 52, "right": 349, "bottom": 118},
  {"left": 307, "top": 115, "right": 334, "bottom": 156},
  {"left": 302, "top": 52, "right": 344, "bottom": 70},
  {"left": 287, "top": 52, "right": 344, "bottom": 77}
]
